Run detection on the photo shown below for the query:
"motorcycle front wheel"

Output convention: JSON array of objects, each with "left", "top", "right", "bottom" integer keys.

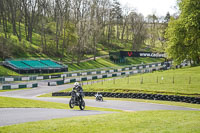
[
  {"left": 79, "top": 100, "right": 85, "bottom": 110},
  {"left": 69, "top": 99, "right": 74, "bottom": 109}
]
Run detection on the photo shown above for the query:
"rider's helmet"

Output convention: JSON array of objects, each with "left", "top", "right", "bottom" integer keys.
[{"left": 74, "top": 82, "right": 79, "bottom": 87}]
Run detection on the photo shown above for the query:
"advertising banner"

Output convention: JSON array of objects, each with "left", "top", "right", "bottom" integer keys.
[{"left": 120, "top": 51, "right": 166, "bottom": 58}]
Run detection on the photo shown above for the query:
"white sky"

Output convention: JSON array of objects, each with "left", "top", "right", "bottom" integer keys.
[{"left": 118, "top": 0, "right": 177, "bottom": 17}]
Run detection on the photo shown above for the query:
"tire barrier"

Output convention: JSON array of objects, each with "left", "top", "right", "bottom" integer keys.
[
  {"left": 52, "top": 92, "right": 200, "bottom": 104},
  {"left": 0, "top": 83, "right": 38, "bottom": 90}
]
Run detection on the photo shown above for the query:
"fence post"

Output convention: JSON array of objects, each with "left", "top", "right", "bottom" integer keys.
[
  {"left": 140, "top": 77, "right": 143, "bottom": 84},
  {"left": 156, "top": 76, "right": 158, "bottom": 83},
  {"left": 189, "top": 76, "right": 191, "bottom": 84},
  {"left": 127, "top": 75, "right": 129, "bottom": 84},
  {"left": 172, "top": 76, "right": 174, "bottom": 84}
]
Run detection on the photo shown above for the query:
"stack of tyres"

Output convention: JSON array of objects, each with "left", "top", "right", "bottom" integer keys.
[
  {"left": 167, "top": 95, "right": 174, "bottom": 101},
  {"left": 84, "top": 92, "right": 89, "bottom": 96},
  {"left": 114, "top": 93, "right": 119, "bottom": 98},
  {"left": 146, "top": 94, "right": 152, "bottom": 100},
  {"left": 194, "top": 97, "right": 200, "bottom": 104},
  {"left": 52, "top": 91, "right": 200, "bottom": 104},
  {"left": 111, "top": 93, "right": 115, "bottom": 97},
  {"left": 131, "top": 93, "right": 137, "bottom": 98},
  {"left": 66, "top": 92, "right": 71, "bottom": 96},
  {"left": 91, "top": 92, "right": 95, "bottom": 96},
  {"left": 89, "top": 92, "right": 94, "bottom": 96},
  {"left": 107, "top": 92, "right": 112, "bottom": 97},
  {"left": 101, "top": 92, "right": 106, "bottom": 97},
  {"left": 123, "top": 93, "right": 128, "bottom": 98},
  {"left": 103, "top": 92, "right": 109, "bottom": 97},
  {"left": 141, "top": 94, "right": 147, "bottom": 99},
  {"left": 127, "top": 93, "right": 132, "bottom": 98},
  {"left": 136, "top": 93, "right": 143, "bottom": 99},
  {"left": 189, "top": 97, "right": 195, "bottom": 103},
  {"left": 155, "top": 94, "right": 162, "bottom": 100}
]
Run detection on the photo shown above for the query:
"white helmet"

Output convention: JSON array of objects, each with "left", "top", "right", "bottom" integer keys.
[{"left": 74, "top": 82, "right": 79, "bottom": 87}]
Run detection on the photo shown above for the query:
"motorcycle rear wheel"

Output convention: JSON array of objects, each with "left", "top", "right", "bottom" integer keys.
[{"left": 101, "top": 97, "right": 103, "bottom": 101}]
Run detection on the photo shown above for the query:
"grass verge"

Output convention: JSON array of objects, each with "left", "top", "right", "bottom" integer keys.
[
  {"left": 0, "top": 88, "right": 31, "bottom": 92},
  {"left": 0, "top": 96, "right": 121, "bottom": 112},
  {"left": 0, "top": 110, "right": 199, "bottom": 132},
  {"left": 0, "top": 96, "right": 68, "bottom": 109}
]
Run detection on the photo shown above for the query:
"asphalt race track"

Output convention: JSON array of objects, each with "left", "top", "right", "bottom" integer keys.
[
  {"left": 0, "top": 108, "right": 113, "bottom": 126},
  {"left": 0, "top": 82, "right": 199, "bottom": 126}
]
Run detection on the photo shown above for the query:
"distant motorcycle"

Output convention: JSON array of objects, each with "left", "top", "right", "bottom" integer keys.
[
  {"left": 69, "top": 90, "right": 85, "bottom": 110},
  {"left": 95, "top": 93, "right": 103, "bottom": 102}
]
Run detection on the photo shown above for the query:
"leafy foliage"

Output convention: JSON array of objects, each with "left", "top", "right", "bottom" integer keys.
[{"left": 166, "top": 0, "right": 200, "bottom": 64}]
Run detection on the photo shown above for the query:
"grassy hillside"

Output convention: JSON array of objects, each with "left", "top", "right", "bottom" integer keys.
[
  {"left": 83, "top": 66, "right": 200, "bottom": 97},
  {"left": 0, "top": 66, "right": 20, "bottom": 76},
  {"left": 0, "top": 21, "right": 163, "bottom": 62},
  {"left": 68, "top": 57, "right": 164, "bottom": 71},
  {"left": 0, "top": 57, "right": 164, "bottom": 76},
  {"left": 0, "top": 21, "right": 164, "bottom": 76},
  {"left": 0, "top": 22, "right": 131, "bottom": 60}
]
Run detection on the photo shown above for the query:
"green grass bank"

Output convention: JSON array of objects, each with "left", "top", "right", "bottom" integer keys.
[
  {"left": 0, "top": 111, "right": 199, "bottom": 133},
  {"left": 81, "top": 66, "right": 200, "bottom": 97}
]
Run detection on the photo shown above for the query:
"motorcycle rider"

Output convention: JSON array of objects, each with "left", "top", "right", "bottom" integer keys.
[{"left": 73, "top": 82, "right": 84, "bottom": 101}]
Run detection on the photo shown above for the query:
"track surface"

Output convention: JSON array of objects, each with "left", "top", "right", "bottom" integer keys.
[
  {"left": 0, "top": 82, "right": 199, "bottom": 126},
  {"left": 0, "top": 108, "right": 113, "bottom": 126}
]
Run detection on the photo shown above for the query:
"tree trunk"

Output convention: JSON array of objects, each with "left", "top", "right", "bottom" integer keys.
[
  {"left": 56, "top": 17, "right": 59, "bottom": 54},
  {"left": 1, "top": 12, "right": 7, "bottom": 38},
  {"left": 121, "top": 18, "right": 127, "bottom": 41},
  {"left": 61, "top": 25, "right": 66, "bottom": 61},
  {"left": 93, "top": 33, "right": 96, "bottom": 61}
]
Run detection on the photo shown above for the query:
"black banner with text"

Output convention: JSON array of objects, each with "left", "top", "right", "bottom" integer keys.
[{"left": 120, "top": 51, "right": 166, "bottom": 58}]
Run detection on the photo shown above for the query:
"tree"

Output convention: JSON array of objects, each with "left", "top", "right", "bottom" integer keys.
[
  {"left": 157, "top": 12, "right": 171, "bottom": 50},
  {"left": 164, "top": 12, "right": 171, "bottom": 23},
  {"left": 128, "top": 11, "right": 147, "bottom": 50},
  {"left": 146, "top": 13, "right": 158, "bottom": 48},
  {"left": 112, "top": 0, "right": 122, "bottom": 40},
  {"left": 121, "top": 5, "right": 130, "bottom": 41},
  {"left": 71, "top": 0, "right": 91, "bottom": 65},
  {"left": 0, "top": 0, "right": 8, "bottom": 38},
  {"left": 165, "top": 0, "right": 200, "bottom": 64}
]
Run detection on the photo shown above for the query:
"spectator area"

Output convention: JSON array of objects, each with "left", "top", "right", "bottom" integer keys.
[
  {"left": 4, "top": 59, "right": 68, "bottom": 74},
  {"left": 8, "top": 60, "right": 31, "bottom": 69},
  {"left": 40, "top": 60, "right": 62, "bottom": 68}
]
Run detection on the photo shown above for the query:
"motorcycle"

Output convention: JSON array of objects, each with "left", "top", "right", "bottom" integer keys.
[
  {"left": 95, "top": 93, "right": 103, "bottom": 101},
  {"left": 69, "top": 90, "right": 85, "bottom": 110}
]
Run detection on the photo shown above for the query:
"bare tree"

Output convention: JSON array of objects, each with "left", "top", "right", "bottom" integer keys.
[
  {"left": 121, "top": 5, "right": 130, "bottom": 41},
  {"left": 128, "top": 11, "right": 147, "bottom": 50},
  {"left": 22, "top": 0, "right": 39, "bottom": 43},
  {"left": 71, "top": 0, "right": 91, "bottom": 65},
  {"left": 0, "top": 0, "right": 8, "bottom": 38},
  {"left": 146, "top": 13, "right": 159, "bottom": 48}
]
